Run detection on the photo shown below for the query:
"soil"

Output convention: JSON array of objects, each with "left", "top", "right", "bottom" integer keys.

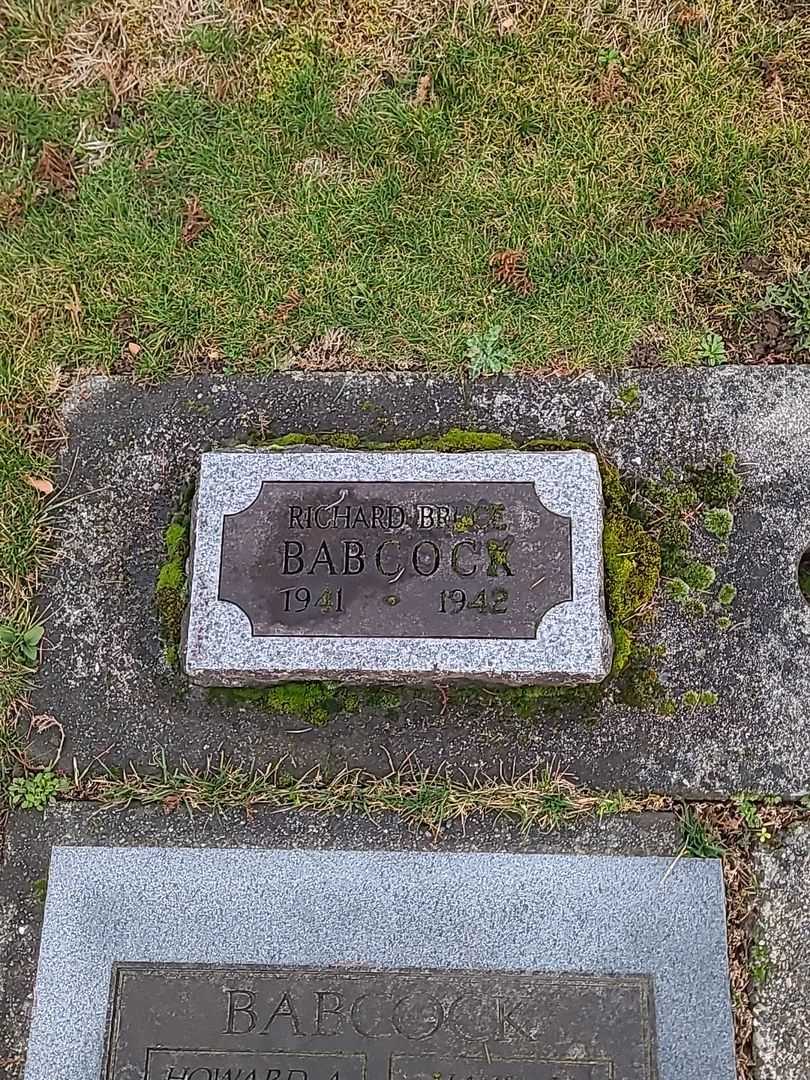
[{"left": 739, "top": 307, "right": 808, "bottom": 365}]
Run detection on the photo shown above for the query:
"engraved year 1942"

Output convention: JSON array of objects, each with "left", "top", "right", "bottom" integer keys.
[{"left": 439, "top": 588, "right": 508, "bottom": 615}]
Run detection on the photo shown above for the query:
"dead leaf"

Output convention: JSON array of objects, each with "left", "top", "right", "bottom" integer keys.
[
  {"left": 414, "top": 73, "right": 432, "bottom": 106},
  {"left": 651, "top": 191, "right": 724, "bottom": 232},
  {"left": 592, "top": 66, "right": 631, "bottom": 107},
  {"left": 24, "top": 475, "right": 54, "bottom": 495},
  {"left": 0, "top": 187, "right": 24, "bottom": 227},
  {"left": 273, "top": 287, "right": 303, "bottom": 323},
  {"left": 489, "top": 249, "right": 534, "bottom": 297},
  {"left": 33, "top": 142, "right": 77, "bottom": 196},
  {"left": 181, "top": 196, "right": 211, "bottom": 246},
  {"left": 673, "top": 4, "right": 707, "bottom": 27}
]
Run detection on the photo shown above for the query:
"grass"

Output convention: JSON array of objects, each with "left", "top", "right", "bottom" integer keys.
[{"left": 1, "top": 3, "right": 809, "bottom": 383}]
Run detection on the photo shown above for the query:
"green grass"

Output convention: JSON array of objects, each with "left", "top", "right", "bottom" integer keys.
[{"left": 1, "top": 4, "right": 808, "bottom": 383}]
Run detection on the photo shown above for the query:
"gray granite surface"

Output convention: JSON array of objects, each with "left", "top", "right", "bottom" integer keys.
[
  {"left": 753, "top": 824, "right": 810, "bottom": 1080},
  {"left": 25, "top": 369, "right": 810, "bottom": 795},
  {"left": 186, "top": 449, "right": 611, "bottom": 685},
  {"left": 21, "top": 845, "right": 734, "bottom": 1080}
]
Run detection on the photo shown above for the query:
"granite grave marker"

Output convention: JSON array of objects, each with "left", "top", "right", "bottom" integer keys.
[
  {"left": 184, "top": 450, "right": 612, "bottom": 685},
  {"left": 22, "top": 848, "right": 737, "bottom": 1080}
]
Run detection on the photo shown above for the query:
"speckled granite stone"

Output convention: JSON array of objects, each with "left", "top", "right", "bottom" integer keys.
[
  {"left": 23, "top": 847, "right": 734, "bottom": 1080},
  {"left": 184, "top": 450, "right": 612, "bottom": 686}
]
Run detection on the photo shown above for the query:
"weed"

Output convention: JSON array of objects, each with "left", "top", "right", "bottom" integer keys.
[
  {"left": 697, "top": 332, "right": 728, "bottom": 366},
  {"left": 680, "top": 807, "right": 726, "bottom": 858},
  {"left": 750, "top": 940, "right": 770, "bottom": 986},
  {"left": 765, "top": 272, "right": 810, "bottom": 348},
  {"left": 464, "top": 326, "right": 513, "bottom": 379},
  {"left": 0, "top": 620, "right": 44, "bottom": 666},
  {"left": 6, "top": 767, "right": 65, "bottom": 810},
  {"left": 735, "top": 794, "right": 774, "bottom": 842}
]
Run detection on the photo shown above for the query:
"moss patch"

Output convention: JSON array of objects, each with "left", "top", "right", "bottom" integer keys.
[
  {"left": 603, "top": 516, "right": 661, "bottom": 625},
  {"left": 209, "top": 682, "right": 349, "bottom": 727},
  {"left": 155, "top": 512, "right": 190, "bottom": 668}
]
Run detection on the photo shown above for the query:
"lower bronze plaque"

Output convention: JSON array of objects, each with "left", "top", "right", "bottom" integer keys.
[{"left": 103, "top": 966, "right": 657, "bottom": 1080}]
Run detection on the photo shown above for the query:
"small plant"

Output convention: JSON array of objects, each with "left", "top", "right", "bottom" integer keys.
[
  {"left": 703, "top": 507, "right": 733, "bottom": 540},
  {"left": 681, "top": 689, "right": 718, "bottom": 708},
  {"left": 717, "top": 583, "right": 737, "bottom": 606},
  {"left": 750, "top": 939, "right": 770, "bottom": 986},
  {"left": 7, "top": 769, "right": 66, "bottom": 811},
  {"left": 464, "top": 325, "right": 514, "bottom": 379},
  {"left": 697, "top": 331, "right": 727, "bottom": 366},
  {"left": 680, "top": 807, "right": 726, "bottom": 858},
  {"left": 597, "top": 46, "right": 622, "bottom": 67},
  {"left": 716, "top": 615, "right": 732, "bottom": 630},
  {"left": 0, "top": 621, "right": 45, "bottom": 665},
  {"left": 735, "top": 793, "right": 773, "bottom": 842},
  {"left": 683, "top": 561, "right": 716, "bottom": 591},
  {"left": 765, "top": 271, "right": 810, "bottom": 347}
]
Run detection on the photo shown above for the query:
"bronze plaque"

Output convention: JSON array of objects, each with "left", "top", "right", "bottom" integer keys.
[
  {"left": 103, "top": 965, "right": 657, "bottom": 1080},
  {"left": 218, "top": 482, "right": 572, "bottom": 639}
]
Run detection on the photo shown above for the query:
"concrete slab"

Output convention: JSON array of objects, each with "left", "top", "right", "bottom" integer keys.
[
  {"left": 185, "top": 449, "right": 611, "bottom": 685},
  {"left": 27, "top": 369, "right": 810, "bottom": 795},
  {"left": 21, "top": 843, "right": 733, "bottom": 1080},
  {"left": 0, "top": 804, "right": 680, "bottom": 1078},
  {"left": 753, "top": 824, "right": 810, "bottom": 1080}
]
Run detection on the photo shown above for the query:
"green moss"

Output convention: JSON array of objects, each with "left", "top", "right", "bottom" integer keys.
[
  {"left": 164, "top": 521, "right": 188, "bottom": 559},
  {"left": 691, "top": 453, "right": 742, "bottom": 506},
  {"left": 681, "top": 689, "right": 718, "bottom": 708},
  {"left": 602, "top": 516, "right": 661, "bottom": 624},
  {"left": 683, "top": 561, "right": 717, "bottom": 591},
  {"left": 703, "top": 508, "right": 734, "bottom": 540},
  {"left": 211, "top": 682, "right": 341, "bottom": 726},
  {"left": 265, "top": 432, "right": 360, "bottom": 449},
  {"left": 432, "top": 429, "right": 515, "bottom": 451},
  {"left": 610, "top": 625, "right": 632, "bottom": 675},
  {"left": 717, "top": 583, "right": 737, "bottom": 606},
  {"left": 155, "top": 513, "right": 190, "bottom": 668},
  {"left": 269, "top": 432, "right": 310, "bottom": 446}
]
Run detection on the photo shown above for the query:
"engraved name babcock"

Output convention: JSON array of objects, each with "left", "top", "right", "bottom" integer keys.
[
  {"left": 103, "top": 966, "right": 658, "bottom": 1080},
  {"left": 218, "top": 482, "right": 573, "bottom": 639}
]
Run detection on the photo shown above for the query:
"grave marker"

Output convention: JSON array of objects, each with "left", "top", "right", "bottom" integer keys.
[
  {"left": 184, "top": 450, "right": 612, "bottom": 684},
  {"left": 22, "top": 847, "right": 737, "bottom": 1080}
]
